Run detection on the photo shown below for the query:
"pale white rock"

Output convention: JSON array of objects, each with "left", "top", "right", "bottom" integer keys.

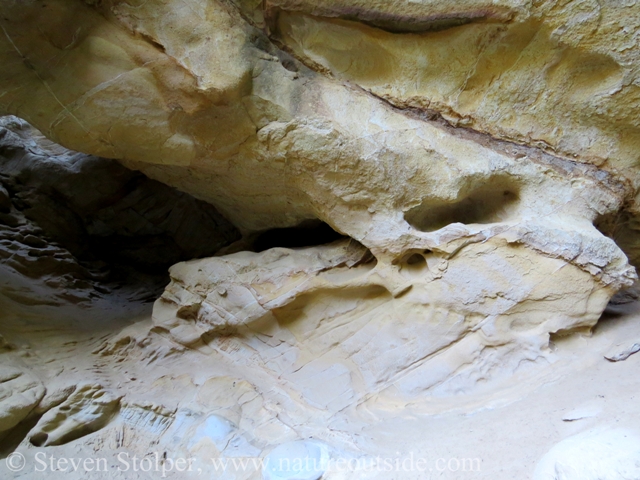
[
  {"left": 605, "top": 343, "right": 640, "bottom": 362},
  {"left": 534, "top": 429, "right": 640, "bottom": 480},
  {"left": 189, "top": 414, "right": 237, "bottom": 450},
  {"left": 561, "top": 400, "right": 603, "bottom": 422},
  {"left": 263, "top": 440, "right": 330, "bottom": 480}
]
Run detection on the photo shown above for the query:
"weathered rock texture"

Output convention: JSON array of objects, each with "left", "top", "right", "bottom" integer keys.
[
  {"left": 0, "top": 0, "right": 637, "bottom": 232},
  {"left": 0, "top": 0, "right": 636, "bottom": 291},
  {"left": 0, "top": 1, "right": 639, "bottom": 479},
  {"left": 0, "top": 116, "right": 239, "bottom": 304}
]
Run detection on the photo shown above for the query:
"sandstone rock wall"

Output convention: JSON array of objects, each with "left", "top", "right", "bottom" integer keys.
[
  {"left": 0, "top": 116, "right": 239, "bottom": 304},
  {"left": 0, "top": 3, "right": 640, "bottom": 478},
  {"left": 0, "top": 0, "right": 637, "bottom": 423}
]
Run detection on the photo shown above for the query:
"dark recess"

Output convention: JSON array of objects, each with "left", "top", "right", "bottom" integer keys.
[
  {"left": 0, "top": 117, "right": 241, "bottom": 302},
  {"left": 253, "top": 220, "right": 345, "bottom": 252},
  {"left": 405, "top": 175, "right": 521, "bottom": 232}
]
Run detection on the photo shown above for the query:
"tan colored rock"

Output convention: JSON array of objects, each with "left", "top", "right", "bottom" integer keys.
[
  {"left": 153, "top": 236, "right": 624, "bottom": 406},
  {"left": 0, "top": 0, "right": 637, "bottom": 235},
  {"left": 0, "top": 0, "right": 638, "bottom": 410},
  {"left": 271, "top": 0, "right": 640, "bottom": 178},
  {"left": 0, "top": 2, "right": 639, "bottom": 475},
  {"left": 0, "top": 364, "right": 45, "bottom": 433},
  {"left": 28, "top": 384, "right": 121, "bottom": 447}
]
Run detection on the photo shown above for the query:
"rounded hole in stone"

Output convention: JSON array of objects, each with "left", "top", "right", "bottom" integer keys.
[
  {"left": 404, "top": 175, "right": 521, "bottom": 232},
  {"left": 399, "top": 253, "right": 428, "bottom": 277},
  {"left": 29, "top": 432, "right": 48, "bottom": 447},
  {"left": 406, "top": 253, "right": 426, "bottom": 266},
  {"left": 177, "top": 303, "right": 201, "bottom": 321}
]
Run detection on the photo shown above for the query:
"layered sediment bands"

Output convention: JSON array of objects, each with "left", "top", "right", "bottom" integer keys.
[
  {"left": 154, "top": 236, "right": 620, "bottom": 409},
  {"left": 0, "top": 0, "right": 637, "bottom": 392},
  {"left": 272, "top": 0, "right": 640, "bottom": 182},
  {"left": 0, "top": 116, "right": 239, "bottom": 304},
  {"left": 262, "top": 0, "right": 522, "bottom": 34},
  {"left": 0, "top": 0, "right": 637, "bottom": 236},
  {"left": 0, "top": 2, "right": 640, "bottom": 476}
]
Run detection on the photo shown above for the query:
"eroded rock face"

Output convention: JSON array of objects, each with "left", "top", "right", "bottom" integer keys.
[
  {"left": 0, "top": 362, "right": 44, "bottom": 436},
  {"left": 269, "top": 0, "right": 640, "bottom": 174},
  {"left": 0, "top": 0, "right": 638, "bottom": 234},
  {"left": 0, "top": 116, "right": 239, "bottom": 304},
  {"left": 1, "top": 5, "right": 636, "bottom": 263},
  {"left": 154, "top": 236, "right": 624, "bottom": 408},
  {"left": 534, "top": 429, "right": 640, "bottom": 480},
  {"left": 28, "top": 384, "right": 121, "bottom": 447},
  {"left": 0, "top": 1, "right": 639, "bottom": 477},
  {"left": 0, "top": 0, "right": 638, "bottom": 419}
]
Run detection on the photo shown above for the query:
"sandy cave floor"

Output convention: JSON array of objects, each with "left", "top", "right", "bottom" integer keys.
[{"left": 1, "top": 290, "right": 640, "bottom": 480}]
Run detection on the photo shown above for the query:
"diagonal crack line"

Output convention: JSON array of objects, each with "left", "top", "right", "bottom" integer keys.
[
  {"left": 0, "top": 21, "right": 91, "bottom": 136},
  {"left": 358, "top": 323, "right": 473, "bottom": 404}
]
